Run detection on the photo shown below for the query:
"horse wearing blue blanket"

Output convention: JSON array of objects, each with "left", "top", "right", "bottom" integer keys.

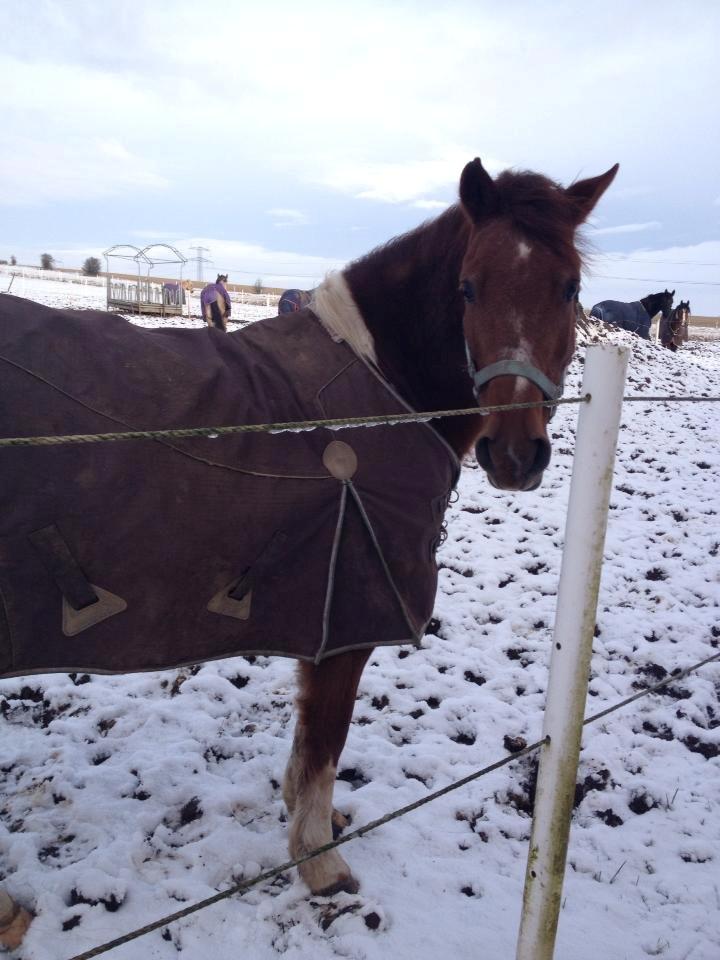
[{"left": 590, "top": 289, "right": 674, "bottom": 340}]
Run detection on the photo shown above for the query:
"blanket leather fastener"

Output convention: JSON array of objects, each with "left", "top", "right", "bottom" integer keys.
[
  {"left": 0, "top": 297, "right": 459, "bottom": 677},
  {"left": 322, "top": 441, "right": 358, "bottom": 480},
  {"left": 62, "top": 585, "right": 128, "bottom": 637}
]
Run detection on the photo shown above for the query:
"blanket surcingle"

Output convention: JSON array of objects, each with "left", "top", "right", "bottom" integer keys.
[{"left": 0, "top": 295, "right": 458, "bottom": 678}]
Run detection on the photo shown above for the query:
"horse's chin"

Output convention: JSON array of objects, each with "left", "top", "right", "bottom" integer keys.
[{"left": 485, "top": 470, "right": 544, "bottom": 492}]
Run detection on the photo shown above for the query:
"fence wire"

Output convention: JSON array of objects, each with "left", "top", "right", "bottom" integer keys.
[
  {"left": 1, "top": 394, "right": 720, "bottom": 450},
  {"left": 63, "top": 650, "right": 720, "bottom": 960}
]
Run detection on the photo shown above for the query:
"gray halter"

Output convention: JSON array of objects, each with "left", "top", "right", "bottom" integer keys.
[{"left": 465, "top": 342, "right": 565, "bottom": 419}]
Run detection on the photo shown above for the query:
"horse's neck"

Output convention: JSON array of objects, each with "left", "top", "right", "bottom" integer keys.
[
  {"left": 337, "top": 207, "right": 478, "bottom": 452},
  {"left": 641, "top": 295, "right": 664, "bottom": 317}
]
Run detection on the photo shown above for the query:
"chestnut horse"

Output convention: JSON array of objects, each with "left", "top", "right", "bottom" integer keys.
[
  {"left": 283, "top": 157, "right": 618, "bottom": 895},
  {"left": 0, "top": 157, "right": 617, "bottom": 947}
]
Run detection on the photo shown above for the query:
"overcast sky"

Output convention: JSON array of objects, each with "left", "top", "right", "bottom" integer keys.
[{"left": 2, "top": 0, "right": 719, "bottom": 312}]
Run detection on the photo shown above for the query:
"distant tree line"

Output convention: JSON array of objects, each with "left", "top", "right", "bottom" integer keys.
[{"left": 2, "top": 254, "right": 102, "bottom": 273}]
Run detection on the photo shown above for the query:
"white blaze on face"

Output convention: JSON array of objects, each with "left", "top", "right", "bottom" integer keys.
[
  {"left": 517, "top": 240, "right": 532, "bottom": 260},
  {"left": 498, "top": 336, "right": 536, "bottom": 401}
]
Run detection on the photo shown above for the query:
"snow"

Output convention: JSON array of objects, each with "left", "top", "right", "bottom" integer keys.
[{"left": 1, "top": 278, "right": 719, "bottom": 960}]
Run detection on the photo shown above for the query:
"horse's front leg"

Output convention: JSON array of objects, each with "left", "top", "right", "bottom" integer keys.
[{"left": 283, "top": 648, "right": 372, "bottom": 895}]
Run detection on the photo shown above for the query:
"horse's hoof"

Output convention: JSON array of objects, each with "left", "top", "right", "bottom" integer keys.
[
  {"left": 314, "top": 873, "right": 360, "bottom": 897},
  {"left": 299, "top": 852, "right": 360, "bottom": 898}
]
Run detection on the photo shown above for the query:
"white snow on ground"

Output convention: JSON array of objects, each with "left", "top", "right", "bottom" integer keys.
[
  {"left": 0, "top": 274, "right": 274, "bottom": 327},
  {"left": 1, "top": 280, "right": 719, "bottom": 960}
]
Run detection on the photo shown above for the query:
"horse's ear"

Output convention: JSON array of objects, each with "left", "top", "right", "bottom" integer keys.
[
  {"left": 565, "top": 163, "right": 619, "bottom": 225},
  {"left": 459, "top": 158, "right": 497, "bottom": 223}
]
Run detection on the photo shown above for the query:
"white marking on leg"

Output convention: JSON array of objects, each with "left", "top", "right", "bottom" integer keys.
[{"left": 288, "top": 759, "right": 357, "bottom": 894}]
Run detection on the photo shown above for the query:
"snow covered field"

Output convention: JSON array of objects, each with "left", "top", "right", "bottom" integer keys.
[
  {"left": 1, "top": 279, "right": 719, "bottom": 960},
  {"left": 0, "top": 273, "right": 275, "bottom": 328}
]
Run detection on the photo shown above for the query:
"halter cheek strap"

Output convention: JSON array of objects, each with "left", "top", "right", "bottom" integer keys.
[{"left": 465, "top": 343, "right": 565, "bottom": 419}]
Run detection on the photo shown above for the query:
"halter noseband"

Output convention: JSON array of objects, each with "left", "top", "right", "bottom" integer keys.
[{"left": 465, "top": 342, "right": 565, "bottom": 419}]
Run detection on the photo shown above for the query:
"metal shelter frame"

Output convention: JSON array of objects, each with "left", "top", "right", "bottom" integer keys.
[{"left": 103, "top": 244, "right": 188, "bottom": 317}]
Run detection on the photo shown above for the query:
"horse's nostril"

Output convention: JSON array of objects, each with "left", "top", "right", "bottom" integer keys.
[{"left": 532, "top": 438, "right": 551, "bottom": 475}]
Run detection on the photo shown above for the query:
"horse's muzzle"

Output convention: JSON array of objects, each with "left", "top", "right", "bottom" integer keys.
[{"left": 474, "top": 435, "right": 551, "bottom": 491}]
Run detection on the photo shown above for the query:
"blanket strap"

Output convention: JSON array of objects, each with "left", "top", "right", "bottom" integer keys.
[
  {"left": 207, "top": 530, "right": 289, "bottom": 622},
  {"left": 28, "top": 525, "right": 127, "bottom": 636},
  {"left": 29, "top": 525, "right": 99, "bottom": 610}
]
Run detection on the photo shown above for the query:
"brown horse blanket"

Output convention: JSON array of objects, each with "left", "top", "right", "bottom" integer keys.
[{"left": 0, "top": 296, "right": 458, "bottom": 678}]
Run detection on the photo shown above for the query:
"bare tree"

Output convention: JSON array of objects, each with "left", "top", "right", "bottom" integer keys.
[
  {"left": 254, "top": 277, "right": 263, "bottom": 294},
  {"left": 10, "top": 256, "right": 16, "bottom": 266},
  {"left": 82, "top": 256, "right": 102, "bottom": 277},
  {"left": 40, "top": 253, "right": 55, "bottom": 270}
]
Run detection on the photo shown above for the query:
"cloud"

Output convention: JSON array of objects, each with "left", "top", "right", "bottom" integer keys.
[
  {"left": 591, "top": 221, "right": 662, "bottom": 236},
  {"left": 611, "top": 184, "right": 656, "bottom": 200},
  {"left": 412, "top": 199, "right": 451, "bottom": 211},
  {"left": 267, "top": 208, "right": 310, "bottom": 228},
  {"left": 317, "top": 153, "right": 505, "bottom": 205},
  {"left": 178, "top": 236, "right": 345, "bottom": 287},
  {"left": 0, "top": 135, "right": 168, "bottom": 206}
]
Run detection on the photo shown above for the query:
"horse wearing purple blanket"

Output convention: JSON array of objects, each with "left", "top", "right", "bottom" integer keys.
[{"left": 201, "top": 274, "right": 232, "bottom": 331}]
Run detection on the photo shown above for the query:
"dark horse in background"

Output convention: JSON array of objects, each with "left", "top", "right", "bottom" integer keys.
[
  {"left": 590, "top": 289, "right": 674, "bottom": 340},
  {"left": 660, "top": 299, "right": 690, "bottom": 351},
  {"left": 278, "top": 288, "right": 313, "bottom": 314},
  {"left": 0, "top": 157, "right": 618, "bottom": 948}
]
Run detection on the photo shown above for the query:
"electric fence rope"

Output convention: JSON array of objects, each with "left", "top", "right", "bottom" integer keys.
[
  {"left": 64, "top": 650, "right": 720, "bottom": 960},
  {"left": 1, "top": 394, "right": 720, "bottom": 449}
]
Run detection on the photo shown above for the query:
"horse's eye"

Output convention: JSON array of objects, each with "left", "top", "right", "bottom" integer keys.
[
  {"left": 563, "top": 280, "right": 580, "bottom": 302},
  {"left": 459, "top": 280, "right": 476, "bottom": 303}
]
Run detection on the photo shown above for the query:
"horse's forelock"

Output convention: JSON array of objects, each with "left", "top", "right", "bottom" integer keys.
[{"left": 489, "top": 171, "right": 581, "bottom": 262}]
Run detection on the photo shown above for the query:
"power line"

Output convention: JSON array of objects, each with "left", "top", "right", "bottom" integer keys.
[
  {"left": 589, "top": 273, "right": 720, "bottom": 288},
  {"left": 227, "top": 268, "right": 329, "bottom": 281},
  {"left": 601, "top": 255, "right": 720, "bottom": 268}
]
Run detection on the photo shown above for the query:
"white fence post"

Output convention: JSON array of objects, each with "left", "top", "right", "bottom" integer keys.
[{"left": 516, "top": 343, "right": 629, "bottom": 960}]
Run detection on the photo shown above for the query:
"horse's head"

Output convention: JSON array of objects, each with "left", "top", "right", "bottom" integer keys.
[
  {"left": 459, "top": 158, "right": 618, "bottom": 491},
  {"left": 656, "top": 288, "right": 675, "bottom": 319},
  {"left": 670, "top": 299, "right": 690, "bottom": 343},
  {"left": 216, "top": 273, "right": 229, "bottom": 286}
]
